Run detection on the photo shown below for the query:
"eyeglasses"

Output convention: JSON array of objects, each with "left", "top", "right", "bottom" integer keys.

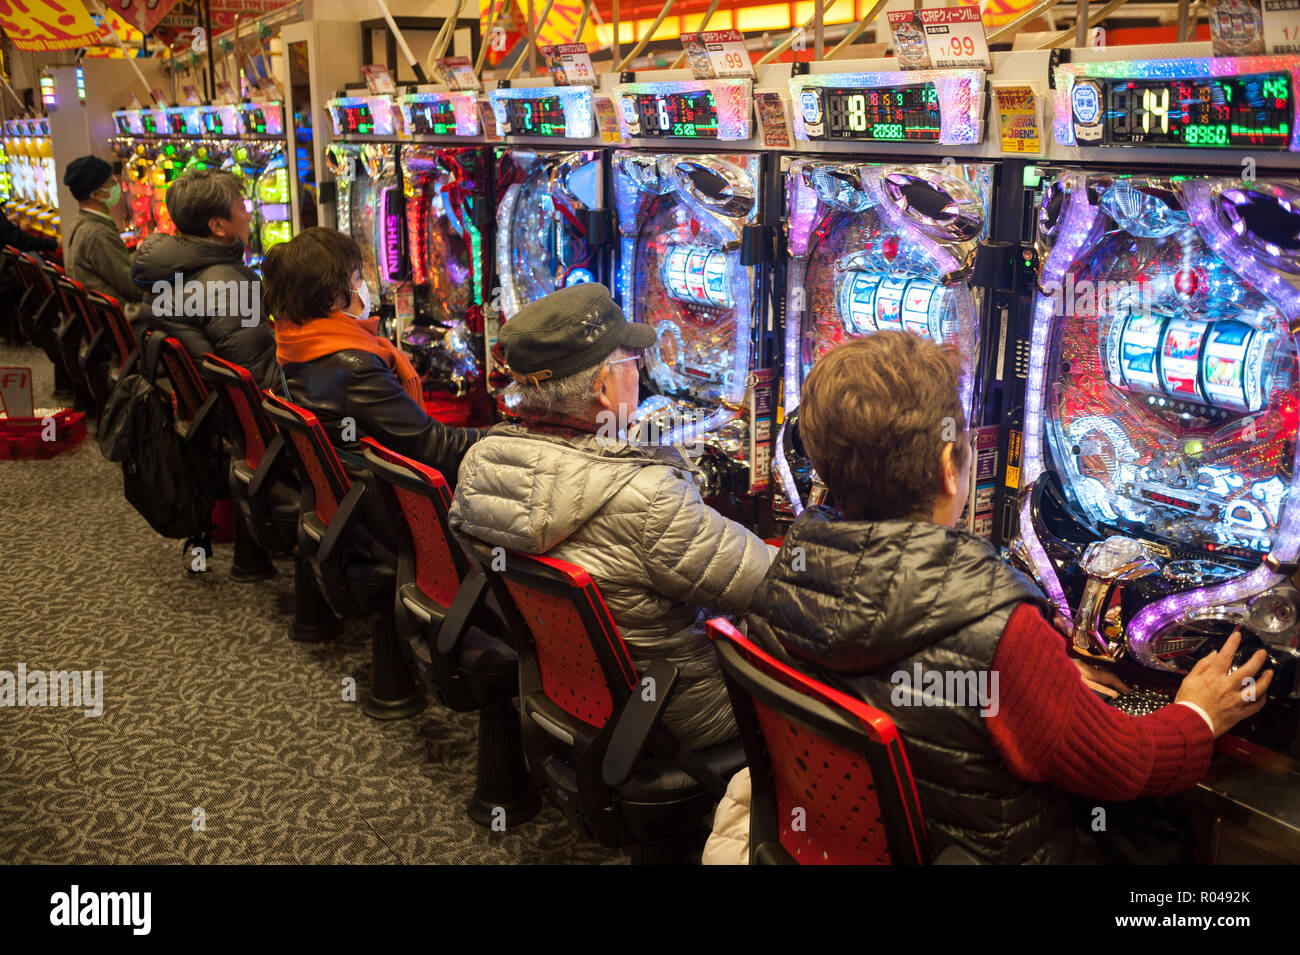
[{"left": 608, "top": 353, "right": 644, "bottom": 371}]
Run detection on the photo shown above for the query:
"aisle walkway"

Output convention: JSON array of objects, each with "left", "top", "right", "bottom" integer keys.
[{"left": 0, "top": 344, "right": 620, "bottom": 864}]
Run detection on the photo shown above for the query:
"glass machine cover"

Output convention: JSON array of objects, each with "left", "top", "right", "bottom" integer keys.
[
  {"left": 492, "top": 148, "right": 600, "bottom": 390},
  {"left": 612, "top": 149, "right": 763, "bottom": 498},
  {"left": 401, "top": 144, "right": 489, "bottom": 400},
  {"left": 325, "top": 142, "right": 399, "bottom": 310},
  {"left": 779, "top": 160, "right": 992, "bottom": 514},
  {"left": 1014, "top": 172, "right": 1300, "bottom": 710}
]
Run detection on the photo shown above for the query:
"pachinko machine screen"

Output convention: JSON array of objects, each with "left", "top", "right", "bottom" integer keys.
[
  {"left": 495, "top": 149, "right": 600, "bottom": 319},
  {"left": 612, "top": 150, "right": 766, "bottom": 497},
  {"left": 325, "top": 142, "right": 388, "bottom": 304},
  {"left": 779, "top": 160, "right": 991, "bottom": 514},
  {"left": 401, "top": 145, "right": 489, "bottom": 399},
  {"left": 1014, "top": 172, "right": 1300, "bottom": 700}
]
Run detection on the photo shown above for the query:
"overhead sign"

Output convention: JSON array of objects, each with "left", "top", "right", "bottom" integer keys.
[
  {"left": 102, "top": 0, "right": 184, "bottom": 36},
  {"left": 0, "top": 0, "right": 104, "bottom": 51}
]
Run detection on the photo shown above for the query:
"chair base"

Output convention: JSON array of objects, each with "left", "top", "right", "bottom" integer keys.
[
  {"left": 467, "top": 788, "right": 542, "bottom": 829},
  {"left": 629, "top": 827, "right": 709, "bottom": 865},
  {"left": 466, "top": 702, "right": 541, "bottom": 829},
  {"left": 230, "top": 563, "right": 278, "bottom": 583},
  {"left": 364, "top": 609, "right": 425, "bottom": 720},
  {"left": 362, "top": 690, "right": 426, "bottom": 721},
  {"left": 290, "top": 553, "right": 338, "bottom": 642}
]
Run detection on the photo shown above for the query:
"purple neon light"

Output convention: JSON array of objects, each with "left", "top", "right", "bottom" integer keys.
[{"left": 1017, "top": 176, "right": 1101, "bottom": 620}]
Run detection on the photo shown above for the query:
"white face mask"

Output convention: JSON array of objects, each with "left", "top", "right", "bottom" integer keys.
[{"left": 347, "top": 280, "right": 371, "bottom": 322}]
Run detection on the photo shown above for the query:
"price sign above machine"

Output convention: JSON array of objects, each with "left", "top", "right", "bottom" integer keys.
[
  {"left": 680, "top": 30, "right": 755, "bottom": 80},
  {"left": 886, "top": 7, "right": 992, "bottom": 72},
  {"left": 542, "top": 43, "right": 597, "bottom": 86},
  {"left": 1055, "top": 54, "right": 1300, "bottom": 149}
]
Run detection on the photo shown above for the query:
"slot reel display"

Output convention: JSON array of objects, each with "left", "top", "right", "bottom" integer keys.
[
  {"left": 491, "top": 148, "right": 601, "bottom": 389},
  {"left": 778, "top": 159, "right": 992, "bottom": 517},
  {"left": 1012, "top": 170, "right": 1300, "bottom": 754},
  {"left": 401, "top": 144, "right": 491, "bottom": 407},
  {"left": 612, "top": 149, "right": 769, "bottom": 500}
]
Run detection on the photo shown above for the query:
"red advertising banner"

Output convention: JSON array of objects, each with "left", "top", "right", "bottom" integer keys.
[
  {"left": 0, "top": 0, "right": 104, "bottom": 51},
  {"left": 102, "top": 0, "right": 184, "bottom": 36}
]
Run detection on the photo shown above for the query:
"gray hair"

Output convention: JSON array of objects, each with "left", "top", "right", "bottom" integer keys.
[
  {"left": 504, "top": 347, "right": 634, "bottom": 419},
  {"left": 166, "top": 169, "right": 245, "bottom": 237}
]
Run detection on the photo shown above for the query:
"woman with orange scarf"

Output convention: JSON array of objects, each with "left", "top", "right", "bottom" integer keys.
[{"left": 264, "top": 227, "right": 480, "bottom": 488}]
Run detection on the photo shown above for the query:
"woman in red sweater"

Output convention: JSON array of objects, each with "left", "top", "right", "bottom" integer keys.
[{"left": 724, "top": 331, "right": 1271, "bottom": 865}]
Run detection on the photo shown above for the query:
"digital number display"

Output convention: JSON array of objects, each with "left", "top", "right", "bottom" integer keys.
[
  {"left": 140, "top": 110, "right": 166, "bottom": 135},
  {"left": 812, "top": 84, "right": 941, "bottom": 142},
  {"left": 632, "top": 90, "right": 720, "bottom": 139},
  {"left": 1099, "top": 73, "right": 1291, "bottom": 148},
  {"left": 503, "top": 95, "right": 567, "bottom": 136},
  {"left": 337, "top": 103, "right": 376, "bottom": 135},
  {"left": 407, "top": 98, "right": 459, "bottom": 135}
]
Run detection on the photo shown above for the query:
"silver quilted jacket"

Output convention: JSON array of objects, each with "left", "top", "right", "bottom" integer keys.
[{"left": 449, "top": 424, "right": 774, "bottom": 749}]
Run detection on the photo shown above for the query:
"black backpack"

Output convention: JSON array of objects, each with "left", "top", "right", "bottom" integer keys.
[{"left": 98, "top": 334, "right": 213, "bottom": 539}]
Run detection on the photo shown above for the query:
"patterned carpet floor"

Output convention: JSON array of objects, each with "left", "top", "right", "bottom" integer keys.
[{"left": 0, "top": 343, "right": 622, "bottom": 864}]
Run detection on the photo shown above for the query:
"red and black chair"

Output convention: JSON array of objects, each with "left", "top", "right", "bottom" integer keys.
[
  {"left": 708, "top": 617, "right": 972, "bottom": 865},
  {"left": 263, "top": 392, "right": 421, "bottom": 718},
  {"left": 86, "top": 290, "right": 140, "bottom": 381},
  {"left": 54, "top": 275, "right": 117, "bottom": 416},
  {"left": 12, "top": 251, "right": 72, "bottom": 396},
  {"left": 363, "top": 438, "right": 540, "bottom": 825},
  {"left": 463, "top": 540, "right": 744, "bottom": 862}
]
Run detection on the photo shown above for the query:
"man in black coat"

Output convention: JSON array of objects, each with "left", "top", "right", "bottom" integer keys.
[{"left": 131, "top": 169, "right": 277, "bottom": 387}]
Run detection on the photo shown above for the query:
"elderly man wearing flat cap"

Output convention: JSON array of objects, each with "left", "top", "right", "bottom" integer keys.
[
  {"left": 450, "top": 284, "right": 773, "bottom": 749},
  {"left": 63, "top": 155, "right": 143, "bottom": 325}
]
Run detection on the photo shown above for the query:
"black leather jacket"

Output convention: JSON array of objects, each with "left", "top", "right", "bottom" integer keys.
[{"left": 281, "top": 348, "right": 480, "bottom": 489}]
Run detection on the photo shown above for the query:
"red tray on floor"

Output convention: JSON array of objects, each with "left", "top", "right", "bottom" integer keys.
[{"left": 0, "top": 408, "right": 87, "bottom": 459}]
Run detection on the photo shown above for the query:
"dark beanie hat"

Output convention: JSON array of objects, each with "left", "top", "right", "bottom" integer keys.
[{"left": 63, "top": 155, "right": 114, "bottom": 200}]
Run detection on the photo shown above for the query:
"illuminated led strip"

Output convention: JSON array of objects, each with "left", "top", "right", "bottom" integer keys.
[
  {"left": 1053, "top": 54, "right": 1300, "bottom": 150},
  {"left": 497, "top": 182, "right": 523, "bottom": 317},
  {"left": 399, "top": 91, "right": 481, "bottom": 137},
  {"left": 488, "top": 86, "right": 594, "bottom": 139},
  {"left": 790, "top": 69, "right": 984, "bottom": 145},
  {"left": 1018, "top": 175, "right": 1101, "bottom": 621},
  {"left": 617, "top": 79, "right": 753, "bottom": 141}
]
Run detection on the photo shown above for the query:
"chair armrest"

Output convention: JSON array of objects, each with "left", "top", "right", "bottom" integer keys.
[
  {"left": 317, "top": 481, "right": 367, "bottom": 565},
  {"left": 184, "top": 390, "right": 220, "bottom": 446},
  {"left": 601, "top": 658, "right": 680, "bottom": 788},
  {"left": 247, "top": 432, "right": 285, "bottom": 497},
  {"left": 434, "top": 566, "right": 488, "bottom": 658}
]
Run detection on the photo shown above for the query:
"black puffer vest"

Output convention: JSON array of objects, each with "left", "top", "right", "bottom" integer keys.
[{"left": 747, "top": 508, "right": 1080, "bottom": 865}]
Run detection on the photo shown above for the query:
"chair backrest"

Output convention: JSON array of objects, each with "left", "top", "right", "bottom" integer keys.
[
  {"left": 468, "top": 542, "right": 638, "bottom": 730},
  {"left": 707, "top": 618, "right": 931, "bottom": 866},
  {"left": 55, "top": 275, "right": 101, "bottom": 339},
  {"left": 155, "top": 336, "right": 210, "bottom": 424},
  {"left": 22, "top": 251, "right": 55, "bottom": 298},
  {"left": 202, "top": 354, "right": 276, "bottom": 470},
  {"left": 361, "top": 438, "right": 467, "bottom": 608},
  {"left": 86, "top": 290, "right": 138, "bottom": 371},
  {"left": 262, "top": 391, "right": 352, "bottom": 525}
]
